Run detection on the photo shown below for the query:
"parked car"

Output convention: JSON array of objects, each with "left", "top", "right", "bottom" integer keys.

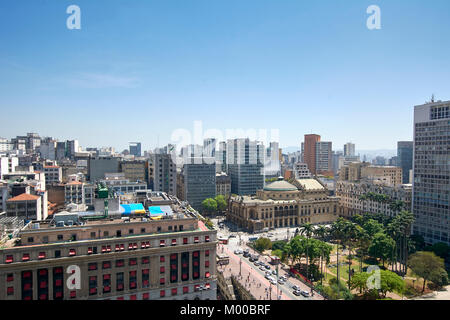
[
  {"left": 301, "top": 290, "right": 310, "bottom": 297},
  {"left": 259, "top": 266, "right": 266, "bottom": 271},
  {"left": 293, "top": 290, "right": 302, "bottom": 296},
  {"left": 234, "top": 248, "right": 243, "bottom": 254},
  {"left": 253, "top": 261, "right": 260, "bottom": 266},
  {"left": 272, "top": 270, "right": 277, "bottom": 275},
  {"left": 292, "top": 285, "right": 301, "bottom": 291},
  {"left": 265, "top": 265, "right": 271, "bottom": 270},
  {"left": 270, "top": 279, "right": 277, "bottom": 285},
  {"left": 280, "top": 275, "right": 287, "bottom": 281},
  {"left": 278, "top": 279, "right": 285, "bottom": 285}
]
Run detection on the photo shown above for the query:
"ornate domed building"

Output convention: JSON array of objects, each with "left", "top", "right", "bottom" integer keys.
[{"left": 227, "top": 177, "right": 339, "bottom": 232}]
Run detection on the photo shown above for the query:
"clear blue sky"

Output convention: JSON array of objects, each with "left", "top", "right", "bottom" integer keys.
[{"left": 0, "top": 0, "right": 449, "bottom": 152}]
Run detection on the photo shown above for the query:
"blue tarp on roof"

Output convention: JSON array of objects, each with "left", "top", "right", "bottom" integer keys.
[
  {"left": 148, "top": 206, "right": 174, "bottom": 216},
  {"left": 120, "top": 203, "right": 145, "bottom": 215}
]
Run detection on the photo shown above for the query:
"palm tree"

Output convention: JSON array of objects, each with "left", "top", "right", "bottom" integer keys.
[
  {"left": 355, "top": 226, "right": 371, "bottom": 273},
  {"left": 314, "top": 225, "right": 329, "bottom": 284},
  {"left": 299, "top": 223, "right": 314, "bottom": 281},
  {"left": 343, "top": 221, "right": 358, "bottom": 290},
  {"left": 330, "top": 218, "right": 347, "bottom": 288}
]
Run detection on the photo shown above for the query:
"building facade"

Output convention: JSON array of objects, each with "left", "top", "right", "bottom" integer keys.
[
  {"left": 397, "top": 141, "right": 413, "bottom": 184},
  {"left": 412, "top": 100, "right": 450, "bottom": 245}
]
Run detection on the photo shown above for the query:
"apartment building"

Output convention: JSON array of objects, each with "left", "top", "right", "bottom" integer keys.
[{"left": 43, "top": 165, "right": 62, "bottom": 184}]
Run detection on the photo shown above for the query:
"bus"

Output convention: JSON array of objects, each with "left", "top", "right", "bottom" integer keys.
[{"left": 216, "top": 253, "right": 230, "bottom": 265}]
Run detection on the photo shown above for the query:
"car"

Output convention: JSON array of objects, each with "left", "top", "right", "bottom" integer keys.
[
  {"left": 292, "top": 285, "right": 301, "bottom": 291},
  {"left": 293, "top": 290, "right": 301, "bottom": 296},
  {"left": 272, "top": 270, "right": 277, "bottom": 275},
  {"left": 234, "top": 249, "right": 243, "bottom": 254},
  {"left": 253, "top": 261, "right": 260, "bottom": 266},
  {"left": 301, "top": 290, "right": 310, "bottom": 297},
  {"left": 280, "top": 275, "right": 287, "bottom": 281},
  {"left": 228, "top": 234, "right": 236, "bottom": 238},
  {"left": 265, "top": 265, "right": 271, "bottom": 270},
  {"left": 278, "top": 279, "right": 285, "bottom": 285},
  {"left": 259, "top": 266, "right": 266, "bottom": 271},
  {"left": 265, "top": 274, "right": 272, "bottom": 280}
]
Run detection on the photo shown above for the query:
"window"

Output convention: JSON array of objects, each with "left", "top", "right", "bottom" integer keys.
[
  {"left": 160, "top": 290, "right": 165, "bottom": 297},
  {"left": 116, "top": 259, "right": 125, "bottom": 268},
  {"left": 205, "top": 236, "right": 210, "bottom": 242},
  {"left": 104, "top": 231, "right": 109, "bottom": 237},
  {"left": 69, "top": 249, "right": 76, "bottom": 256},
  {"left": 142, "top": 257, "right": 150, "bottom": 264},
  {"left": 22, "top": 253, "right": 30, "bottom": 261},
  {"left": 160, "top": 240, "right": 165, "bottom": 247},
  {"left": 183, "top": 286, "right": 189, "bottom": 294},
  {"left": 7, "top": 287, "right": 14, "bottom": 296},
  {"left": 129, "top": 258, "right": 137, "bottom": 266},
  {"left": 143, "top": 292, "right": 150, "bottom": 300},
  {"left": 171, "top": 288, "right": 177, "bottom": 296},
  {"left": 88, "top": 247, "right": 93, "bottom": 254},
  {"left": 183, "top": 238, "right": 188, "bottom": 244},
  {"left": 5, "top": 255, "right": 13, "bottom": 263},
  {"left": 205, "top": 261, "right": 210, "bottom": 267},
  {"left": 205, "top": 250, "right": 210, "bottom": 256},
  {"left": 103, "top": 261, "right": 111, "bottom": 269},
  {"left": 160, "top": 278, "right": 165, "bottom": 285},
  {"left": 205, "top": 272, "right": 210, "bottom": 278},
  {"left": 57, "top": 235, "right": 63, "bottom": 241},
  {"left": 194, "top": 237, "right": 199, "bottom": 243},
  {"left": 160, "top": 256, "right": 165, "bottom": 263},
  {"left": 141, "top": 228, "right": 146, "bottom": 233},
  {"left": 70, "top": 291, "right": 76, "bottom": 299},
  {"left": 116, "top": 272, "right": 124, "bottom": 291},
  {"left": 88, "top": 263, "right": 97, "bottom": 271},
  {"left": 27, "top": 237, "right": 34, "bottom": 243},
  {"left": 7, "top": 274, "right": 13, "bottom": 282},
  {"left": 129, "top": 229, "right": 134, "bottom": 234},
  {"left": 157, "top": 227, "right": 161, "bottom": 232},
  {"left": 168, "top": 226, "right": 172, "bottom": 231},
  {"left": 171, "top": 239, "right": 177, "bottom": 246},
  {"left": 160, "top": 266, "right": 165, "bottom": 273},
  {"left": 130, "top": 295, "right": 137, "bottom": 300},
  {"left": 116, "top": 230, "right": 122, "bottom": 237},
  {"left": 90, "top": 232, "right": 96, "bottom": 238}
]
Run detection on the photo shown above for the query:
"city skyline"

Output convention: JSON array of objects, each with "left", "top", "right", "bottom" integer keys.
[{"left": 1, "top": 1, "right": 450, "bottom": 151}]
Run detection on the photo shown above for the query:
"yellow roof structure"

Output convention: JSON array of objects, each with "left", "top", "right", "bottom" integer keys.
[{"left": 296, "top": 179, "right": 325, "bottom": 190}]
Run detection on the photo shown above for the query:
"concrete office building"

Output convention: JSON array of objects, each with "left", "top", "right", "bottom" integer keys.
[
  {"left": 226, "top": 139, "right": 264, "bottom": 196},
  {"left": 398, "top": 141, "right": 413, "bottom": 184},
  {"left": 412, "top": 100, "right": 450, "bottom": 245},
  {"left": 315, "top": 141, "right": 333, "bottom": 176},
  {"left": 181, "top": 157, "right": 216, "bottom": 211},
  {"left": 129, "top": 142, "right": 142, "bottom": 157},
  {"left": 215, "top": 172, "right": 231, "bottom": 198},
  {"left": 344, "top": 143, "right": 356, "bottom": 157},
  {"left": 120, "top": 160, "right": 147, "bottom": 183},
  {"left": 148, "top": 154, "right": 176, "bottom": 196},
  {"left": 303, "top": 134, "right": 321, "bottom": 175},
  {"left": 88, "top": 157, "right": 120, "bottom": 182},
  {"left": 293, "top": 162, "right": 311, "bottom": 179}
]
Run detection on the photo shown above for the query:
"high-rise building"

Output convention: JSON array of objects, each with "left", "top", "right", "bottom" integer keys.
[
  {"left": 203, "top": 138, "right": 216, "bottom": 158},
  {"left": 343, "top": 143, "right": 355, "bottom": 157},
  {"left": 66, "top": 140, "right": 79, "bottom": 159},
  {"left": 315, "top": 141, "right": 333, "bottom": 176},
  {"left": 303, "top": 134, "right": 321, "bottom": 175},
  {"left": 397, "top": 141, "right": 413, "bottom": 184},
  {"left": 226, "top": 139, "right": 264, "bottom": 196},
  {"left": 88, "top": 157, "right": 120, "bottom": 182},
  {"left": 413, "top": 100, "right": 450, "bottom": 245},
  {"left": 129, "top": 142, "right": 142, "bottom": 157},
  {"left": 182, "top": 158, "right": 216, "bottom": 211},
  {"left": 215, "top": 141, "right": 227, "bottom": 173},
  {"left": 148, "top": 154, "right": 176, "bottom": 195}
]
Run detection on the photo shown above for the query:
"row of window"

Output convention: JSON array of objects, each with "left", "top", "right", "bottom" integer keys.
[{"left": 4, "top": 236, "right": 211, "bottom": 264}]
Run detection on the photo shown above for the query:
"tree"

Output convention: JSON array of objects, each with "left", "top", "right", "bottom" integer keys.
[
  {"left": 299, "top": 223, "right": 314, "bottom": 281},
  {"left": 344, "top": 221, "right": 359, "bottom": 289},
  {"left": 363, "top": 219, "right": 384, "bottom": 238},
  {"left": 330, "top": 218, "right": 348, "bottom": 288},
  {"left": 214, "top": 195, "right": 228, "bottom": 213},
  {"left": 201, "top": 198, "right": 217, "bottom": 215},
  {"left": 430, "top": 242, "right": 450, "bottom": 260},
  {"left": 254, "top": 237, "right": 272, "bottom": 252},
  {"left": 368, "top": 233, "right": 395, "bottom": 267},
  {"left": 350, "top": 269, "right": 405, "bottom": 299},
  {"left": 271, "top": 240, "right": 287, "bottom": 252},
  {"left": 408, "top": 251, "right": 448, "bottom": 293}
]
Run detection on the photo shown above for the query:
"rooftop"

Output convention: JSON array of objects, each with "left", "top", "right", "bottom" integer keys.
[
  {"left": 296, "top": 179, "right": 325, "bottom": 191},
  {"left": 6, "top": 193, "right": 40, "bottom": 202}
]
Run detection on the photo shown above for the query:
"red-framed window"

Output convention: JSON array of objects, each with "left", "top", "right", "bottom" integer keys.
[
  {"left": 205, "top": 261, "right": 210, "bottom": 267},
  {"left": 117, "top": 296, "right": 124, "bottom": 300},
  {"left": 40, "top": 280, "right": 47, "bottom": 289},
  {"left": 103, "top": 274, "right": 111, "bottom": 280},
  {"left": 55, "top": 279, "right": 62, "bottom": 286},
  {"left": 171, "top": 239, "right": 177, "bottom": 246},
  {"left": 171, "top": 264, "right": 177, "bottom": 270},
  {"left": 205, "top": 236, "right": 210, "bottom": 242},
  {"left": 160, "top": 240, "right": 165, "bottom": 247},
  {"left": 160, "top": 290, "right": 165, "bottom": 297},
  {"left": 183, "top": 286, "right": 189, "bottom": 294},
  {"left": 69, "top": 249, "right": 76, "bottom": 256},
  {"left": 6, "top": 274, "right": 14, "bottom": 282},
  {"left": 194, "top": 284, "right": 200, "bottom": 291},
  {"left": 133, "top": 243, "right": 138, "bottom": 249},
  {"left": 183, "top": 238, "right": 188, "bottom": 244},
  {"left": 115, "top": 244, "right": 120, "bottom": 251},
  {"left": 182, "top": 273, "right": 188, "bottom": 280},
  {"left": 141, "top": 242, "right": 146, "bottom": 249},
  {"left": 129, "top": 281, "right": 137, "bottom": 289},
  {"left": 130, "top": 294, "right": 137, "bottom": 300},
  {"left": 88, "top": 263, "right": 97, "bottom": 271},
  {"left": 54, "top": 267, "right": 63, "bottom": 274},
  {"left": 142, "top": 269, "right": 149, "bottom": 275},
  {"left": 103, "top": 285, "right": 111, "bottom": 293},
  {"left": 205, "top": 250, "right": 210, "bottom": 256},
  {"left": 102, "top": 246, "right": 107, "bottom": 253},
  {"left": 7, "top": 287, "right": 14, "bottom": 295},
  {"left": 160, "top": 266, "right": 165, "bottom": 273},
  {"left": 55, "top": 291, "right": 62, "bottom": 298},
  {"left": 142, "top": 257, "right": 150, "bottom": 264},
  {"left": 23, "top": 271, "right": 31, "bottom": 278},
  {"left": 106, "top": 245, "right": 111, "bottom": 252},
  {"left": 39, "top": 293, "right": 47, "bottom": 300},
  {"left": 205, "top": 283, "right": 210, "bottom": 289},
  {"left": 193, "top": 251, "right": 199, "bottom": 258},
  {"left": 171, "top": 288, "right": 177, "bottom": 296},
  {"left": 130, "top": 270, "right": 137, "bottom": 277},
  {"left": 103, "top": 261, "right": 111, "bottom": 269},
  {"left": 5, "top": 255, "right": 13, "bottom": 263},
  {"left": 145, "top": 241, "right": 151, "bottom": 248},
  {"left": 160, "top": 278, "right": 165, "bottom": 285},
  {"left": 193, "top": 272, "right": 199, "bottom": 278},
  {"left": 128, "top": 243, "right": 133, "bottom": 250},
  {"left": 22, "top": 253, "right": 30, "bottom": 261},
  {"left": 194, "top": 237, "right": 199, "bottom": 243},
  {"left": 38, "top": 252, "right": 46, "bottom": 259},
  {"left": 205, "top": 272, "right": 211, "bottom": 278},
  {"left": 39, "top": 269, "right": 47, "bottom": 276},
  {"left": 160, "top": 256, "right": 165, "bottom": 263},
  {"left": 129, "top": 258, "right": 137, "bottom": 266},
  {"left": 194, "top": 261, "right": 199, "bottom": 267},
  {"left": 143, "top": 292, "right": 150, "bottom": 300},
  {"left": 70, "top": 291, "right": 76, "bottom": 298},
  {"left": 171, "top": 275, "right": 176, "bottom": 281},
  {"left": 88, "top": 247, "right": 93, "bottom": 254}
]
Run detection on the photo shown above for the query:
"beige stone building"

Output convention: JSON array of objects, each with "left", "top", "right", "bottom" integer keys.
[
  {"left": 340, "top": 162, "right": 403, "bottom": 187},
  {"left": 227, "top": 177, "right": 339, "bottom": 232},
  {"left": 0, "top": 200, "right": 217, "bottom": 300}
]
